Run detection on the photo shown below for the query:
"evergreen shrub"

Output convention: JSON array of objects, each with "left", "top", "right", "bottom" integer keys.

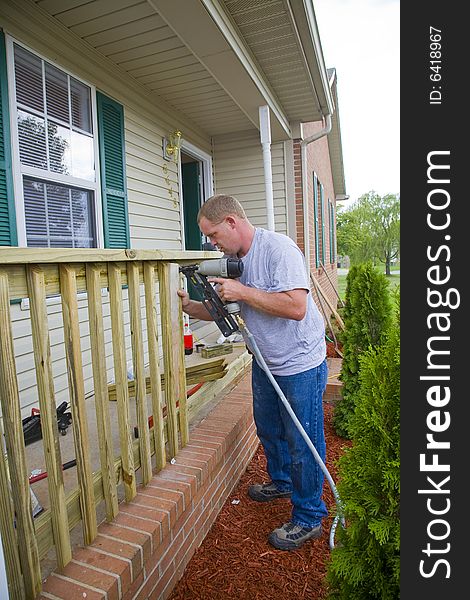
[
  {"left": 334, "top": 262, "right": 391, "bottom": 437},
  {"left": 326, "top": 290, "right": 400, "bottom": 600}
]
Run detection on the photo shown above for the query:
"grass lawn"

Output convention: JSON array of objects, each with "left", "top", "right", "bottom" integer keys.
[{"left": 337, "top": 270, "right": 400, "bottom": 301}]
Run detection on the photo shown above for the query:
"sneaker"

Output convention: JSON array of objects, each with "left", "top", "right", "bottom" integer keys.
[
  {"left": 268, "top": 521, "right": 322, "bottom": 550},
  {"left": 247, "top": 482, "right": 292, "bottom": 502}
]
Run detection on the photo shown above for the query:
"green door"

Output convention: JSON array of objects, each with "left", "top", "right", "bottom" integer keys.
[
  {"left": 182, "top": 161, "right": 203, "bottom": 299},
  {"left": 182, "top": 161, "right": 202, "bottom": 250}
]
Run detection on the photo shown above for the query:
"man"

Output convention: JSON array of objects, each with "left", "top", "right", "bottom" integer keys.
[{"left": 178, "top": 194, "right": 328, "bottom": 551}]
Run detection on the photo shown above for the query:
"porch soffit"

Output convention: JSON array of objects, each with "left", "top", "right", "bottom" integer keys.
[{"left": 32, "top": 0, "right": 332, "bottom": 142}]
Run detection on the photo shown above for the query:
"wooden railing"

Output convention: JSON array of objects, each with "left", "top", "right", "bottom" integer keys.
[{"left": 0, "top": 247, "right": 220, "bottom": 599}]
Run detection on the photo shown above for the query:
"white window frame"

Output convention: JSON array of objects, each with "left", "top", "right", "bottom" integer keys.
[{"left": 5, "top": 35, "right": 104, "bottom": 248}]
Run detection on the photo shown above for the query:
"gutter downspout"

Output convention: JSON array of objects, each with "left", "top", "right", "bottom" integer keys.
[
  {"left": 259, "top": 106, "right": 275, "bottom": 231},
  {"left": 301, "top": 113, "right": 332, "bottom": 270}
]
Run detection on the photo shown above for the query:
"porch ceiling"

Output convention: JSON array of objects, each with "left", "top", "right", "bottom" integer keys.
[{"left": 33, "top": 0, "right": 333, "bottom": 141}]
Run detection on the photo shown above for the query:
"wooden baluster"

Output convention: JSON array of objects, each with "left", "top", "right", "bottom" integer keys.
[
  {"left": 0, "top": 270, "right": 41, "bottom": 599},
  {"left": 143, "top": 262, "right": 166, "bottom": 470},
  {"left": 60, "top": 264, "right": 97, "bottom": 544},
  {"left": 26, "top": 265, "right": 71, "bottom": 568},
  {"left": 86, "top": 263, "right": 118, "bottom": 520},
  {"left": 157, "top": 263, "right": 187, "bottom": 457},
  {"left": 127, "top": 262, "right": 152, "bottom": 485},
  {"left": 108, "top": 263, "right": 136, "bottom": 501}
]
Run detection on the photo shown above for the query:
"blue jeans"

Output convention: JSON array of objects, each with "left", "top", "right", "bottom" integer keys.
[{"left": 251, "top": 358, "right": 328, "bottom": 528}]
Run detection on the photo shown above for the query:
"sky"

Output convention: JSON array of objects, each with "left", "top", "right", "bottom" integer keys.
[{"left": 313, "top": 0, "right": 400, "bottom": 207}]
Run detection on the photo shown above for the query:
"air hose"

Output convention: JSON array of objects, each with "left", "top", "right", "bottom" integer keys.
[{"left": 235, "top": 314, "right": 346, "bottom": 550}]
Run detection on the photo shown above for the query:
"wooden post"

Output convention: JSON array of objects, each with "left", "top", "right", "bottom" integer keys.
[
  {"left": 108, "top": 263, "right": 136, "bottom": 501},
  {"left": 26, "top": 265, "right": 72, "bottom": 568},
  {"left": 60, "top": 264, "right": 97, "bottom": 544},
  {"left": 143, "top": 262, "right": 166, "bottom": 471},
  {"left": 0, "top": 270, "right": 41, "bottom": 599},
  {"left": 157, "top": 263, "right": 186, "bottom": 457},
  {"left": 85, "top": 264, "right": 118, "bottom": 521},
  {"left": 127, "top": 262, "right": 152, "bottom": 485}
]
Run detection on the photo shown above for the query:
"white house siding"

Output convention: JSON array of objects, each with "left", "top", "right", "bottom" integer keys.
[{"left": 212, "top": 130, "right": 288, "bottom": 235}]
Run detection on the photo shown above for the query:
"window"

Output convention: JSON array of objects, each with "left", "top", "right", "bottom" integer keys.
[{"left": 11, "top": 42, "right": 99, "bottom": 247}]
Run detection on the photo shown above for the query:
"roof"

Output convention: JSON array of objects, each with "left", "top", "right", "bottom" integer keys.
[{"left": 27, "top": 0, "right": 334, "bottom": 141}]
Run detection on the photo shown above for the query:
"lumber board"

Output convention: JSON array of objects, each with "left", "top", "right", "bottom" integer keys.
[
  {"left": 143, "top": 261, "right": 166, "bottom": 471},
  {"left": 60, "top": 265, "right": 97, "bottom": 544},
  {"left": 0, "top": 270, "right": 40, "bottom": 599},
  {"left": 108, "top": 263, "right": 136, "bottom": 502},
  {"left": 107, "top": 359, "right": 228, "bottom": 401},
  {"left": 85, "top": 264, "right": 118, "bottom": 521},
  {"left": 127, "top": 262, "right": 152, "bottom": 485},
  {"left": 26, "top": 265, "right": 71, "bottom": 569},
  {"left": 158, "top": 263, "right": 185, "bottom": 457}
]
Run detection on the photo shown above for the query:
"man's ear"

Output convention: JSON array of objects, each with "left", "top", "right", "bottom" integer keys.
[{"left": 225, "top": 215, "right": 237, "bottom": 228}]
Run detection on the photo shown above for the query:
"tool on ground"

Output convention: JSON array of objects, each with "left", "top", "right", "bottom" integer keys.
[
  {"left": 22, "top": 401, "right": 72, "bottom": 446},
  {"left": 180, "top": 258, "right": 345, "bottom": 549}
]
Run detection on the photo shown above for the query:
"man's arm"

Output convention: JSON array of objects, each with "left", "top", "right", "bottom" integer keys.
[
  {"left": 177, "top": 289, "right": 214, "bottom": 321},
  {"left": 208, "top": 278, "right": 307, "bottom": 321}
]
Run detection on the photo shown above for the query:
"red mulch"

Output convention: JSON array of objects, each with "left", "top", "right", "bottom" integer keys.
[
  {"left": 169, "top": 402, "right": 351, "bottom": 600},
  {"left": 326, "top": 340, "right": 343, "bottom": 358}
]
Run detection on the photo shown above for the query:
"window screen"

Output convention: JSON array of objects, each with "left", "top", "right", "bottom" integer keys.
[
  {"left": 13, "top": 43, "right": 97, "bottom": 247},
  {"left": 24, "top": 177, "right": 95, "bottom": 247}
]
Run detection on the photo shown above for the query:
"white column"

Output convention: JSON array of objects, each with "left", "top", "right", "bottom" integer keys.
[{"left": 259, "top": 106, "right": 275, "bottom": 231}]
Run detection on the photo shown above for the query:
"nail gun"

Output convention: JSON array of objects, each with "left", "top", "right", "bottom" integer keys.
[{"left": 179, "top": 258, "right": 243, "bottom": 338}]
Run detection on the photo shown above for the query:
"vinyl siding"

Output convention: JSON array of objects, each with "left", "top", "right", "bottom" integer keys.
[{"left": 212, "top": 130, "right": 288, "bottom": 235}]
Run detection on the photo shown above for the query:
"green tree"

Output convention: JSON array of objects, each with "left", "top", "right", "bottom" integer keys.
[
  {"left": 326, "top": 290, "right": 400, "bottom": 600},
  {"left": 337, "top": 192, "right": 400, "bottom": 274}
]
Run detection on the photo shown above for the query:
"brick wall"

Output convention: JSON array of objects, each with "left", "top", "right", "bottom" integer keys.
[
  {"left": 38, "top": 371, "right": 258, "bottom": 600},
  {"left": 292, "top": 124, "right": 339, "bottom": 311}
]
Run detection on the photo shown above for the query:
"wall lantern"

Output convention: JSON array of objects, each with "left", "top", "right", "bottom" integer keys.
[{"left": 163, "top": 130, "right": 183, "bottom": 163}]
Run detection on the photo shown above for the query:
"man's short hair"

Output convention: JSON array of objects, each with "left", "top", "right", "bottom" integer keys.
[{"left": 197, "top": 194, "right": 247, "bottom": 223}]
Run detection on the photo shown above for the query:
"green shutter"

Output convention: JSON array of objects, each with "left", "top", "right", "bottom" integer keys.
[
  {"left": 0, "top": 31, "right": 17, "bottom": 246},
  {"left": 313, "top": 173, "right": 319, "bottom": 268},
  {"left": 329, "top": 200, "right": 334, "bottom": 263},
  {"left": 96, "top": 91, "right": 130, "bottom": 248}
]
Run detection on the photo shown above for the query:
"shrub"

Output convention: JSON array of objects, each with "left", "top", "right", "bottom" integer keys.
[
  {"left": 326, "top": 291, "right": 400, "bottom": 600},
  {"left": 333, "top": 262, "right": 391, "bottom": 437}
]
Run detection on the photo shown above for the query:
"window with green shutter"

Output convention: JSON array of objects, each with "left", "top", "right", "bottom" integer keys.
[
  {"left": 0, "top": 31, "right": 17, "bottom": 246},
  {"left": 3, "top": 35, "right": 129, "bottom": 249}
]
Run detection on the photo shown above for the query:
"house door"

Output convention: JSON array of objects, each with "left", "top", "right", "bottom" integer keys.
[
  {"left": 181, "top": 153, "right": 203, "bottom": 299},
  {"left": 181, "top": 157, "right": 202, "bottom": 251}
]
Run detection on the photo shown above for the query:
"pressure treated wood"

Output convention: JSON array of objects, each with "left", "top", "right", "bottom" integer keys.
[
  {"left": 143, "top": 261, "right": 166, "bottom": 471},
  {"left": 107, "top": 358, "right": 228, "bottom": 401},
  {"left": 158, "top": 262, "right": 185, "bottom": 457},
  {"left": 127, "top": 262, "right": 152, "bottom": 485},
  {"left": 0, "top": 272, "right": 38, "bottom": 599},
  {"left": 0, "top": 247, "right": 222, "bottom": 265},
  {"left": 85, "top": 263, "right": 119, "bottom": 521},
  {"left": 26, "top": 265, "right": 72, "bottom": 568},
  {"left": 108, "top": 263, "right": 137, "bottom": 501},
  {"left": 60, "top": 264, "right": 98, "bottom": 544}
]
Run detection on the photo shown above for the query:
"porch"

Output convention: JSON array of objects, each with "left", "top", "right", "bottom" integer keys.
[{"left": 0, "top": 247, "right": 252, "bottom": 599}]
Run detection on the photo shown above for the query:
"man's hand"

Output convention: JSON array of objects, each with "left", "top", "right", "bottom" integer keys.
[
  {"left": 207, "top": 277, "right": 246, "bottom": 302},
  {"left": 208, "top": 278, "right": 307, "bottom": 321},
  {"left": 177, "top": 288, "right": 191, "bottom": 310}
]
